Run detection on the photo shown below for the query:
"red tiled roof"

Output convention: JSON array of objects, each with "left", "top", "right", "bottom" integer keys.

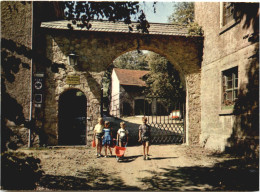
[
  {"left": 41, "top": 20, "right": 190, "bottom": 36},
  {"left": 114, "top": 68, "right": 149, "bottom": 87}
]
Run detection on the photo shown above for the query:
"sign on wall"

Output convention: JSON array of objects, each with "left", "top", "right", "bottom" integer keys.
[
  {"left": 34, "top": 73, "right": 44, "bottom": 108},
  {"left": 66, "top": 75, "right": 80, "bottom": 85}
]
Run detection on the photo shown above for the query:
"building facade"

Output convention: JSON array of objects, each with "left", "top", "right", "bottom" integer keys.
[
  {"left": 195, "top": 2, "right": 259, "bottom": 155},
  {"left": 110, "top": 68, "right": 150, "bottom": 117}
]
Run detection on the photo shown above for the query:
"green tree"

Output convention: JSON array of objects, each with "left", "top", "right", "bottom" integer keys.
[
  {"left": 168, "top": 2, "right": 194, "bottom": 24},
  {"left": 113, "top": 50, "right": 148, "bottom": 70},
  {"left": 142, "top": 52, "right": 185, "bottom": 107},
  {"left": 168, "top": 2, "right": 203, "bottom": 36}
]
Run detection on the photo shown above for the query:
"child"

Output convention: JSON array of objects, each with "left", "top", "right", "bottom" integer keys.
[
  {"left": 117, "top": 122, "right": 129, "bottom": 147},
  {"left": 93, "top": 117, "right": 104, "bottom": 157},
  {"left": 138, "top": 117, "right": 151, "bottom": 160},
  {"left": 102, "top": 121, "right": 113, "bottom": 157}
]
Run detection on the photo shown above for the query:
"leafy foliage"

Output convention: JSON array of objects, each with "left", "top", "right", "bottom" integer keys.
[
  {"left": 142, "top": 52, "right": 185, "bottom": 106},
  {"left": 113, "top": 50, "right": 149, "bottom": 70},
  {"left": 169, "top": 2, "right": 203, "bottom": 36},
  {"left": 65, "top": 2, "right": 154, "bottom": 33},
  {"left": 188, "top": 22, "right": 204, "bottom": 36},
  {"left": 168, "top": 2, "right": 194, "bottom": 25},
  {"left": 1, "top": 151, "right": 43, "bottom": 190}
]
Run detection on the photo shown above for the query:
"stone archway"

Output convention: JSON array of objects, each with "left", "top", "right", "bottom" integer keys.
[
  {"left": 42, "top": 20, "right": 202, "bottom": 146},
  {"left": 58, "top": 89, "right": 87, "bottom": 145}
]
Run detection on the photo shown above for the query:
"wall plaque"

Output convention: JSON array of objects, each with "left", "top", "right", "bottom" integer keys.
[{"left": 66, "top": 75, "right": 80, "bottom": 85}]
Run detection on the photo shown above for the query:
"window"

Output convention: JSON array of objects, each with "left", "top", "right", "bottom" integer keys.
[
  {"left": 219, "top": 2, "right": 240, "bottom": 34},
  {"left": 222, "top": 2, "right": 235, "bottom": 26},
  {"left": 222, "top": 67, "right": 238, "bottom": 107}
]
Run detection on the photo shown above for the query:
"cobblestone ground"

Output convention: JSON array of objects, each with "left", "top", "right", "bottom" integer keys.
[{"left": 20, "top": 144, "right": 259, "bottom": 191}]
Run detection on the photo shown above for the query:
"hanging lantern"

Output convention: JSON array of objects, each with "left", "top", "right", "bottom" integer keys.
[{"left": 68, "top": 52, "right": 78, "bottom": 66}]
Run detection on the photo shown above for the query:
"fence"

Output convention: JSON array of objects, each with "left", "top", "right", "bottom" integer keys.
[{"left": 144, "top": 96, "right": 185, "bottom": 144}]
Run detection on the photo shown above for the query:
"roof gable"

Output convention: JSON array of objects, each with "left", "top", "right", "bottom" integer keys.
[{"left": 113, "top": 68, "right": 149, "bottom": 87}]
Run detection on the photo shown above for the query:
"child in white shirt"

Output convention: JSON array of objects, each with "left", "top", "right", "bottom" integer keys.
[{"left": 117, "top": 121, "right": 129, "bottom": 147}]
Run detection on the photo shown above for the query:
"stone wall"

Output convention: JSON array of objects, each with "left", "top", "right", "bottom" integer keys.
[
  {"left": 1, "top": 2, "right": 33, "bottom": 148},
  {"left": 44, "top": 34, "right": 104, "bottom": 145},
  {"left": 42, "top": 28, "right": 203, "bottom": 146},
  {"left": 185, "top": 72, "right": 201, "bottom": 145},
  {"left": 195, "top": 2, "right": 259, "bottom": 153}
]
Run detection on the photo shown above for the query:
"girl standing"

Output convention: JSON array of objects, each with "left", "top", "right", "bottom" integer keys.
[
  {"left": 102, "top": 121, "right": 113, "bottom": 157},
  {"left": 93, "top": 117, "right": 104, "bottom": 157}
]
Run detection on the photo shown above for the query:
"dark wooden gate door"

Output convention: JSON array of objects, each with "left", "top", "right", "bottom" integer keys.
[{"left": 58, "top": 89, "right": 86, "bottom": 145}]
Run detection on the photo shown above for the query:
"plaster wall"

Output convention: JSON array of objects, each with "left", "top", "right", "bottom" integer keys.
[
  {"left": 195, "top": 2, "right": 259, "bottom": 152},
  {"left": 1, "top": 1, "right": 33, "bottom": 147},
  {"left": 1, "top": 2, "right": 32, "bottom": 121},
  {"left": 110, "top": 69, "right": 120, "bottom": 117}
]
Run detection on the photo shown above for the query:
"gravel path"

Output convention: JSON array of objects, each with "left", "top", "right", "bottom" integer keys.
[{"left": 19, "top": 144, "right": 259, "bottom": 191}]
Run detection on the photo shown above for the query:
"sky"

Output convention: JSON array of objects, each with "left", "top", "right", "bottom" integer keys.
[
  {"left": 139, "top": 2, "right": 176, "bottom": 23},
  {"left": 65, "top": 1, "right": 176, "bottom": 24}
]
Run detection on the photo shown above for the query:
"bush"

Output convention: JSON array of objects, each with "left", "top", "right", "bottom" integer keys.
[
  {"left": 188, "top": 22, "right": 204, "bottom": 36},
  {"left": 1, "top": 151, "right": 43, "bottom": 190}
]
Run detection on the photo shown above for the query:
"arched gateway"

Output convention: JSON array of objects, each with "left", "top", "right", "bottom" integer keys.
[{"left": 41, "top": 20, "right": 203, "bottom": 146}]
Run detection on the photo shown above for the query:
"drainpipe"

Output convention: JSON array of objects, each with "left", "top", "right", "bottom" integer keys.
[
  {"left": 28, "top": 2, "right": 34, "bottom": 148},
  {"left": 101, "top": 87, "right": 103, "bottom": 117},
  {"left": 101, "top": 77, "right": 104, "bottom": 117}
]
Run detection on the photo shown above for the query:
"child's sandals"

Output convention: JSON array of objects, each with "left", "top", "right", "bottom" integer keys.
[{"left": 143, "top": 155, "right": 150, "bottom": 160}]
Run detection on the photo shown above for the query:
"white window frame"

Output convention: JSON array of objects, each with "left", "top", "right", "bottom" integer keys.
[{"left": 221, "top": 66, "right": 238, "bottom": 109}]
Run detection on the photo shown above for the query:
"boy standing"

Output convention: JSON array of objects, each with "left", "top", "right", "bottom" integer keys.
[
  {"left": 117, "top": 122, "right": 129, "bottom": 147},
  {"left": 138, "top": 117, "right": 151, "bottom": 160}
]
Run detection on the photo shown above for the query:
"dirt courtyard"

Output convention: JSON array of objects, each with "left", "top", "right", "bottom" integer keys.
[{"left": 20, "top": 144, "right": 259, "bottom": 191}]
